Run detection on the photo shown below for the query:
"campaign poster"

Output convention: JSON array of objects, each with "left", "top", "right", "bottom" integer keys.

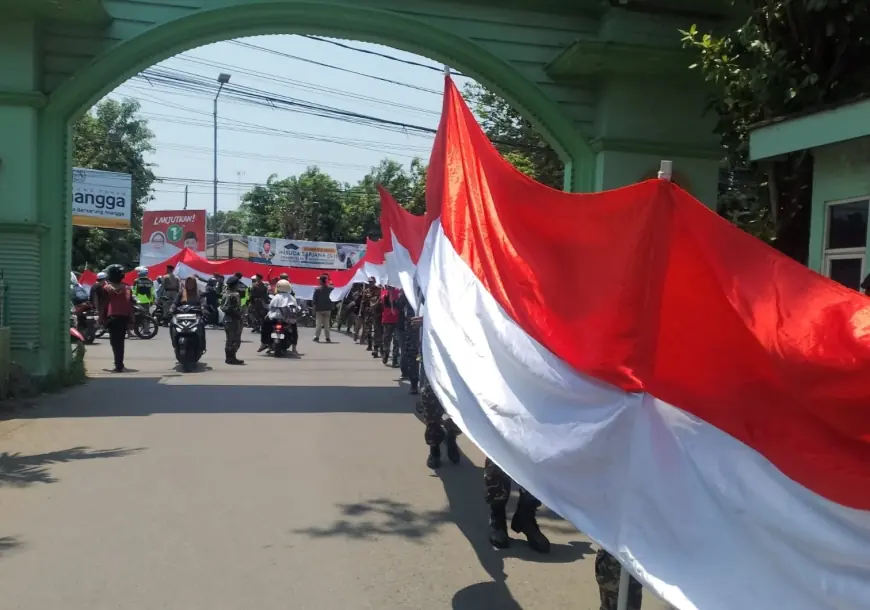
[
  {"left": 140, "top": 209, "right": 207, "bottom": 267},
  {"left": 248, "top": 237, "right": 366, "bottom": 269},
  {"left": 71, "top": 167, "right": 133, "bottom": 229}
]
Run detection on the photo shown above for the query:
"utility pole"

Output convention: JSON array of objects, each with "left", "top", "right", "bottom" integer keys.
[
  {"left": 213, "top": 72, "right": 231, "bottom": 260},
  {"left": 183, "top": 184, "right": 188, "bottom": 210}
]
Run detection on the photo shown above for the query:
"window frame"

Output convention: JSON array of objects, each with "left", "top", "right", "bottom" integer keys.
[{"left": 823, "top": 196, "right": 869, "bottom": 252}]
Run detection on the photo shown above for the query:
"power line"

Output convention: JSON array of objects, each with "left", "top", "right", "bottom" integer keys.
[
  {"left": 229, "top": 40, "right": 442, "bottom": 95},
  {"left": 171, "top": 54, "right": 440, "bottom": 118},
  {"left": 154, "top": 141, "right": 387, "bottom": 170},
  {"left": 301, "top": 35, "right": 463, "bottom": 76}
]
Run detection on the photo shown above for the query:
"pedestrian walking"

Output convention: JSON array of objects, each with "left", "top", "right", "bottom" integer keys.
[
  {"left": 312, "top": 274, "right": 334, "bottom": 343},
  {"left": 380, "top": 285, "right": 401, "bottom": 367},
  {"left": 99, "top": 264, "right": 134, "bottom": 373}
]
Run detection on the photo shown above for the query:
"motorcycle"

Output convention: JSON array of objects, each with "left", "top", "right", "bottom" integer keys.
[
  {"left": 70, "top": 323, "right": 86, "bottom": 361},
  {"left": 170, "top": 304, "right": 205, "bottom": 371},
  {"left": 269, "top": 305, "right": 298, "bottom": 357},
  {"left": 72, "top": 302, "right": 98, "bottom": 344},
  {"left": 152, "top": 297, "right": 173, "bottom": 327},
  {"left": 133, "top": 302, "right": 158, "bottom": 340}
]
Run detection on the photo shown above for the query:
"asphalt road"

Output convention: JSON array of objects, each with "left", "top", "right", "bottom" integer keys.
[{"left": 0, "top": 325, "right": 667, "bottom": 610}]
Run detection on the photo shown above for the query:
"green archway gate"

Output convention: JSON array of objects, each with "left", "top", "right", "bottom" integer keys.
[{"left": 0, "top": 0, "right": 728, "bottom": 378}]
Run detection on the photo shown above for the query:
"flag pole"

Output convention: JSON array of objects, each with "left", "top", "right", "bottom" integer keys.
[
  {"left": 443, "top": 64, "right": 451, "bottom": 76},
  {"left": 616, "top": 562, "right": 630, "bottom": 610},
  {"left": 657, "top": 159, "right": 673, "bottom": 181}
]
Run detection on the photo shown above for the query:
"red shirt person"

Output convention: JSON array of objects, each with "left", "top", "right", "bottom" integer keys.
[{"left": 380, "top": 286, "right": 402, "bottom": 366}]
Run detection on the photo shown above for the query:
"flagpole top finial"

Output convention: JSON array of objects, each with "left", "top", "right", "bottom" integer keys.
[
  {"left": 443, "top": 64, "right": 451, "bottom": 76},
  {"left": 657, "top": 160, "right": 673, "bottom": 181}
]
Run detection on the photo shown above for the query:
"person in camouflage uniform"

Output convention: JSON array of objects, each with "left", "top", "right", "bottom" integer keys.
[
  {"left": 484, "top": 458, "right": 551, "bottom": 553},
  {"left": 220, "top": 275, "right": 245, "bottom": 365},
  {"left": 368, "top": 283, "right": 384, "bottom": 358},
  {"left": 398, "top": 291, "right": 419, "bottom": 393},
  {"left": 417, "top": 343, "right": 462, "bottom": 468},
  {"left": 595, "top": 549, "right": 643, "bottom": 610},
  {"left": 360, "top": 278, "right": 377, "bottom": 349}
]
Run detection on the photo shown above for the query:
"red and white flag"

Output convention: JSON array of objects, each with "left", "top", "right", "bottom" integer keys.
[
  {"left": 378, "top": 186, "right": 427, "bottom": 309},
  {"left": 419, "top": 76, "right": 870, "bottom": 610}
]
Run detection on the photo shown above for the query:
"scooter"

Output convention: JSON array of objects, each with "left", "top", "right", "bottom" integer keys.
[
  {"left": 70, "top": 320, "right": 86, "bottom": 361},
  {"left": 269, "top": 305, "right": 298, "bottom": 357},
  {"left": 133, "top": 302, "right": 158, "bottom": 339},
  {"left": 170, "top": 304, "right": 205, "bottom": 372},
  {"left": 72, "top": 302, "right": 98, "bottom": 344}
]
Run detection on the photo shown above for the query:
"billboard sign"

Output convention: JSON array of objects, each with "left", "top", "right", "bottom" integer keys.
[
  {"left": 140, "top": 209, "right": 207, "bottom": 268},
  {"left": 71, "top": 167, "right": 133, "bottom": 229},
  {"left": 248, "top": 236, "right": 366, "bottom": 269}
]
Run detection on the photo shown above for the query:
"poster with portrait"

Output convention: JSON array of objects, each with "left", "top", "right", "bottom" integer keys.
[
  {"left": 140, "top": 209, "right": 207, "bottom": 268},
  {"left": 247, "top": 236, "right": 366, "bottom": 269}
]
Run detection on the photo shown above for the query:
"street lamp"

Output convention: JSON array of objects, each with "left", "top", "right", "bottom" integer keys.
[{"left": 213, "top": 72, "right": 231, "bottom": 259}]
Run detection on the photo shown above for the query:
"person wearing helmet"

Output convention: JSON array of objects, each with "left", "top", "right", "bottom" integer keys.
[
  {"left": 259, "top": 279, "right": 298, "bottom": 354},
  {"left": 220, "top": 274, "right": 245, "bottom": 365},
  {"left": 132, "top": 267, "right": 155, "bottom": 308},
  {"left": 248, "top": 273, "right": 269, "bottom": 334},
  {"left": 89, "top": 272, "right": 107, "bottom": 312},
  {"left": 99, "top": 264, "right": 134, "bottom": 372}
]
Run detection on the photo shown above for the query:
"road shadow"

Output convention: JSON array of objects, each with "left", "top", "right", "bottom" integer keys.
[
  {"left": 0, "top": 447, "right": 143, "bottom": 487},
  {"left": 294, "top": 447, "right": 592, "bottom": 609},
  {"left": 171, "top": 363, "right": 214, "bottom": 374},
  {"left": 11, "top": 379, "right": 427, "bottom": 418},
  {"left": 0, "top": 536, "right": 21, "bottom": 559}
]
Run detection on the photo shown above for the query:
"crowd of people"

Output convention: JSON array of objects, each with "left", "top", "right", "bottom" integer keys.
[{"left": 78, "top": 265, "right": 646, "bottom": 609}]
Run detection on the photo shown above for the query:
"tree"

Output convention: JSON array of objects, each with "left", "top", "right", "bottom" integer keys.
[
  {"left": 682, "top": 2, "right": 870, "bottom": 261},
  {"left": 462, "top": 83, "right": 564, "bottom": 189},
  {"left": 71, "top": 98, "right": 156, "bottom": 270},
  {"left": 208, "top": 209, "right": 248, "bottom": 235},
  {"left": 240, "top": 167, "right": 345, "bottom": 241}
]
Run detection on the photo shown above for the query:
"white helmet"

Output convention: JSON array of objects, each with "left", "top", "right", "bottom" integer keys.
[
  {"left": 276, "top": 280, "right": 292, "bottom": 294},
  {"left": 96, "top": 272, "right": 107, "bottom": 280},
  {"left": 250, "top": 275, "right": 257, "bottom": 281}
]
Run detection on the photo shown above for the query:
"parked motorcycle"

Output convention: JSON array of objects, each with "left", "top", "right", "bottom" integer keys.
[
  {"left": 133, "top": 302, "right": 158, "bottom": 340},
  {"left": 72, "top": 302, "right": 98, "bottom": 344},
  {"left": 170, "top": 304, "right": 205, "bottom": 372},
  {"left": 70, "top": 325, "right": 86, "bottom": 361}
]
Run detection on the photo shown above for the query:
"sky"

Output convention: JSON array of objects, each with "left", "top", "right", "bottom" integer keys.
[{"left": 103, "top": 35, "right": 474, "bottom": 215}]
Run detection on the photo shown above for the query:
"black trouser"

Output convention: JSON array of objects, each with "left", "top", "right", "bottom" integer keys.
[{"left": 106, "top": 316, "right": 128, "bottom": 370}]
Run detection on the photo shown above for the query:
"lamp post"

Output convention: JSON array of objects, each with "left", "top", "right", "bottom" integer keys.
[{"left": 213, "top": 72, "right": 231, "bottom": 260}]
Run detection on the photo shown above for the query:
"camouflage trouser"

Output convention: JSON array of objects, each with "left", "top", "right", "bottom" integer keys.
[
  {"left": 362, "top": 310, "right": 374, "bottom": 346},
  {"left": 353, "top": 312, "right": 363, "bottom": 341},
  {"left": 381, "top": 323, "right": 400, "bottom": 364},
  {"left": 418, "top": 373, "right": 461, "bottom": 446},
  {"left": 595, "top": 549, "right": 643, "bottom": 610},
  {"left": 484, "top": 458, "right": 541, "bottom": 509},
  {"left": 337, "top": 305, "right": 353, "bottom": 331},
  {"left": 401, "top": 323, "right": 420, "bottom": 385},
  {"left": 372, "top": 317, "right": 383, "bottom": 351},
  {"left": 224, "top": 317, "right": 243, "bottom": 352}
]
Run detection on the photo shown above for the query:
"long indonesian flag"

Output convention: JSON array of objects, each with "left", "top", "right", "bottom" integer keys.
[
  {"left": 419, "top": 76, "right": 870, "bottom": 610},
  {"left": 378, "top": 186, "right": 427, "bottom": 310}
]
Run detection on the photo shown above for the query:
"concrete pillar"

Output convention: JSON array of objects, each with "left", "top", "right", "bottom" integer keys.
[
  {"left": 0, "top": 20, "right": 67, "bottom": 376},
  {"left": 591, "top": 75, "right": 721, "bottom": 206}
]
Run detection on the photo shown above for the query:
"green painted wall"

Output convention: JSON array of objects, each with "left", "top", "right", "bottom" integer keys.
[{"left": 808, "top": 138, "right": 870, "bottom": 272}]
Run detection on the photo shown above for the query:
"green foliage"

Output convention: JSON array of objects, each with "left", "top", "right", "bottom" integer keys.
[
  {"left": 462, "top": 83, "right": 564, "bottom": 189},
  {"left": 238, "top": 158, "right": 427, "bottom": 244},
  {"left": 71, "top": 98, "right": 156, "bottom": 270},
  {"left": 682, "top": 1, "right": 870, "bottom": 261},
  {"left": 208, "top": 209, "right": 248, "bottom": 234}
]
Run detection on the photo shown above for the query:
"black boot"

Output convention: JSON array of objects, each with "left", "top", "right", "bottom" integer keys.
[
  {"left": 511, "top": 500, "right": 550, "bottom": 553},
  {"left": 445, "top": 434, "right": 460, "bottom": 464},
  {"left": 232, "top": 351, "right": 245, "bottom": 365},
  {"left": 489, "top": 504, "right": 510, "bottom": 549},
  {"left": 225, "top": 348, "right": 233, "bottom": 364},
  {"left": 426, "top": 444, "right": 441, "bottom": 469},
  {"left": 372, "top": 349, "right": 379, "bottom": 358},
  {"left": 366, "top": 340, "right": 372, "bottom": 351}
]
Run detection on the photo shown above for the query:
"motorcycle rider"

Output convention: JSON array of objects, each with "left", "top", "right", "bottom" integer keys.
[
  {"left": 132, "top": 267, "right": 155, "bottom": 309},
  {"left": 171, "top": 276, "right": 206, "bottom": 352},
  {"left": 259, "top": 279, "right": 298, "bottom": 355},
  {"left": 89, "top": 272, "right": 107, "bottom": 312},
  {"left": 99, "top": 264, "right": 134, "bottom": 373}
]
